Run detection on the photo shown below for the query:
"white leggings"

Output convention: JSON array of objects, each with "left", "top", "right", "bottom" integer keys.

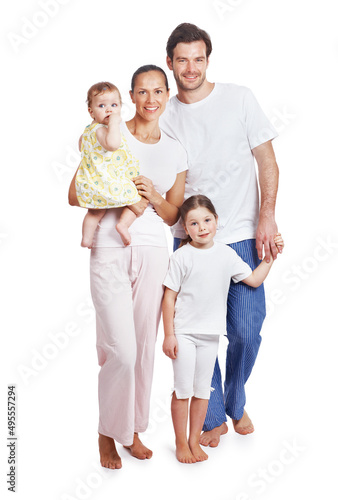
[
  {"left": 173, "top": 334, "right": 220, "bottom": 400},
  {"left": 90, "top": 245, "right": 169, "bottom": 446}
]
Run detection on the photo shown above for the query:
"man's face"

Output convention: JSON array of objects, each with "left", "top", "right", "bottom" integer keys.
[{"left": 167, "top": 40, "right": 209, "bottom": 92}]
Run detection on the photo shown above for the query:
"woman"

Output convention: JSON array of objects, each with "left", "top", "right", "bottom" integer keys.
[{"left": 68, "top": 65, "right": 187, "bottom": 469}]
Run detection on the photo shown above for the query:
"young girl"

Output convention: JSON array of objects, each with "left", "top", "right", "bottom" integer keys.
[
  {"left": 162, "top": 195, "right": 284, "bottom": 464},
  {"left": 75, "top": 82, "right": 145, "bottom": 247}
]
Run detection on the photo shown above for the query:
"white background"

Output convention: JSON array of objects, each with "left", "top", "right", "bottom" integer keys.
[{"left": 1, "top": 0, "right": 337, "bottom": 499}]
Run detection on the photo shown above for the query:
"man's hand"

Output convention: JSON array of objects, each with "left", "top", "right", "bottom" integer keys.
[{"left": 256, "top": 215, "right": 278, "bottom": 262}]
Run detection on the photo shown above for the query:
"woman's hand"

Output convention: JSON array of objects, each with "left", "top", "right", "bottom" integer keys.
[{"left": 133, "top": 175, "right": 161, "bottom": 205}]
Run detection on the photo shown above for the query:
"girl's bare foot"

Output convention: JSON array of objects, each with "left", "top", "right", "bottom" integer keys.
[
  {"left": 98, "top": 434, "right": 122, "bottom": 469},
  {"left": 199, "top": 421, "right": 228, "bottom": 447},
  {"left": 123, "top": 433, "right": 152, "bottom": 460},
  {"left": 232, "top": 410, "right": 254, "bottom": 435},
  {"left": 189, "top": 439, "right": 208, "bottom": 462},
  {"left": 175, "top": 440, "right": 197, "bottom": 464},
  {"left": 116, "top": 222, "right": 131, "bottom": 246}
]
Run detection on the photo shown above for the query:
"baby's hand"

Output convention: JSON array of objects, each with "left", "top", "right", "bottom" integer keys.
[
  {"left": 274, "top": 233, "right": 284, "bottom": 254},
  {"left": 108, "top": 108, "right": 122, "bottom": 124}
]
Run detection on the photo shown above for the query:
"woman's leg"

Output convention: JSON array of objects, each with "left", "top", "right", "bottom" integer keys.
[
  {"left": 127, "top": 246, "right": 169, "bottom": 455},
  {"left": 90, "top": 247, "right": 137, "bottom": 455}
]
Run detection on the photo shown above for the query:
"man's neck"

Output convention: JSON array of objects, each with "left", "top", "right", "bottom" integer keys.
[{"left": 176, "top": 81, "right": 215, "bottom": 104}]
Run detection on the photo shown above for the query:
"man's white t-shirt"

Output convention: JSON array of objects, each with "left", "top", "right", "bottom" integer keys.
[
  {"left": 160, "top": 83, "right": 278, "bottom": 244},
  {"left": 93, "top": 121, "right": 188, "bottom": 248},
  {"left": 163, "top": 242, "right": 252, "bottom": 335}
]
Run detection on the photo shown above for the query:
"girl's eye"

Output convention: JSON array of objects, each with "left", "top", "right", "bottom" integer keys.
[
  {"left": 205, "top": 218, "right": 211, "bottom": 222},
  {"left": 191, "top": 222, "right": 197, "bottom": 226}
]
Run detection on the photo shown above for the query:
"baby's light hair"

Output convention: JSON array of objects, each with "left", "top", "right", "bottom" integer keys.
[
  {"left": 179, "top": 195, "right": 218, "bottom": 247},
  {"left": 86, "top": 82, "right": 121, "bottom": 108}
]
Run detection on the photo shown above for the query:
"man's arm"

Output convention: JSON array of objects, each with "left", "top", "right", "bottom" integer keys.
[{"left": 252, "top": 140, "right": 279, "bottom": 263}]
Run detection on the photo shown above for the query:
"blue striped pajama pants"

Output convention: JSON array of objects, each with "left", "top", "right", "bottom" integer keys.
[{"left": 173, "top": 238, "right": 266, "bottom": 427}]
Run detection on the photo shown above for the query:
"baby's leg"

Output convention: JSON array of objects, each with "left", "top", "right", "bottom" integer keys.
[
  {"left": 81, "top": 209, "right": 106, "bottom": 248},
  {"left": 115, "top": 207, "right": 137, "bottom": 246}
]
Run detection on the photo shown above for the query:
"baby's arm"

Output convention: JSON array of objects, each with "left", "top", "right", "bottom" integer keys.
[
  {"left": 242, "top": 233, "right": 284, "bottom": 288},
  {"left": 96, "top": 112, "right": 121, "bottom": 151},
  {"left": 162, "top": 287, "right": 179, "bottom": 359}
]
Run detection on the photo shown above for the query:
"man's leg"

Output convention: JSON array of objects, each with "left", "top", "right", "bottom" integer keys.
[{"left": 225, "top": 239, "right": 266, "bottom": 432}]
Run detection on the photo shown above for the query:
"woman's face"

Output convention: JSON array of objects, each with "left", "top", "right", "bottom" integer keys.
[{"left": 130, "top": 70, "right": 169, "bottom": 122}]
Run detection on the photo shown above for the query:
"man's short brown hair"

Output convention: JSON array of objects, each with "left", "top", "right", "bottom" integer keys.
[{"left": 166, "top": 23, "right": 212, "bottom": 61}]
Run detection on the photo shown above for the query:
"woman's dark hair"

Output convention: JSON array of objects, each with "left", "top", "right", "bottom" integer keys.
[
  {"left": 131, "top": 65, "right": 169, "bottom": 93},
  {"left": 166, "top": 23, "right": 212, "bottom": 62},
  {"left": 179, "top": 195, "right": 218, "bottom": 247}
]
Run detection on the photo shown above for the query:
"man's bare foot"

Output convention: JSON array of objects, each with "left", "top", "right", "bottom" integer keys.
[
  {"left": 189, "top": 439, "right": 208, "bottom": 462},
  {"left": 232, "top": 410, "right": 254, "bottom": 435},
  {"left": 98, "top": 433, "right": 122, "bottom": 469},
  {"left": 175, "top": 440, "right": 197, "bottom": 464},
  {"left": 116, "top": 222, "right": 131, "bottom": 246},
  {"left": 199, "top": 422, "right": 228, "bottom": 447},
  {"left": 123, "top": 433, "right": 152, "bottom": 460}
]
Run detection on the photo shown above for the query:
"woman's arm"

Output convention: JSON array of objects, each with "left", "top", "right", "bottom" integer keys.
[
  {"left": 162, "top": 287, "right": 179, "bottom": 359},
  {"left": 133, "top": 170, "right": 186, "bottom": 226}
]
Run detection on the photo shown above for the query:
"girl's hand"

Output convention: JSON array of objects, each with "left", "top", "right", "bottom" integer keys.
[
  {"left": 133, "top": 175, "right": 161, "bottom": 205},
  {"left": 163, "top": 335, "right": 178, "bottom": 359},
  {"left": 274, "top": 233, "right": 284, "bottom": 253}
]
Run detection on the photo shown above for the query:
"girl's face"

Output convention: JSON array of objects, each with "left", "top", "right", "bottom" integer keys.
[
  {"left": 129, "top": 70, "right": 169, "bottom": 122},
  {"left": 88, "top": 90, "right": 121, "bottom": 125},
  {"left": 184, "top": 206, "right": 218, "bottom": 249}
]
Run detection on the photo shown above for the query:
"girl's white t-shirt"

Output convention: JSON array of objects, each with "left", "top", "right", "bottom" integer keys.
[
  {"left": 163, "top": 241, "right": 252, "bottom": 335},
  {"left": 160, "top": 83, "right": 278, "bottom": 244},
  {"left": 92, "top": 121, "right": 188, "bottom": 248}
]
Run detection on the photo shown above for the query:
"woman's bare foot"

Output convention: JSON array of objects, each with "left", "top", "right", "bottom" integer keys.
[
  {"left": 175, "top": 439, "right": 197, "bottom": 464},
  {"left": 232, "top": 410, "right": 254, "bottom": 435},
  {"left": 189, "top": 439, "right": 208, "bottom": 462},
  {"left": 123, "top": 433, "right": 153, "bottom": 460},
  {"left": 199, "top": 421, "right": 228, "bottom": 447},
  {"left": 98, "top": 434, "right": 122, "bottom": 469},
  {"left": 116, "top": 222, "right": 131, "bottom": 246}
]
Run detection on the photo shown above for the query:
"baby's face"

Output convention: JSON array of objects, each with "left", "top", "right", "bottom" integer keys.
[{"left": 88, "top": 90, "right": 121, "bottom": 125}]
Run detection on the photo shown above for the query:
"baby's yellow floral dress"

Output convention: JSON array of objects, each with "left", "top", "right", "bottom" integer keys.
[{"left": 75, "top": 122, "right": 141, "bottom": 209}]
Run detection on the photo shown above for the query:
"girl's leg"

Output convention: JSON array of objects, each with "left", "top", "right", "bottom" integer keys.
[
  {"left": 82, "top": 209, "right": 106, "bottom": 248},
  {"left": 190, "top": 335, "right": 220, "bottom": 459},
  {"left": 116, "top": 207, "right": 137, "bottom": 246},
  {"left": 189, "top": 398, "right": 209, "bottom": 462},
  {"left": 171, "top": 393, "right": 196, "bottom": 464},
  {"left": 172, "top": 334, "right": 197, "bottom": 463}
]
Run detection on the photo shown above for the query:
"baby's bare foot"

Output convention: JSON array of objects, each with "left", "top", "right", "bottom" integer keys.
[
  {"left": 175, "top": 440, "right": 197, "bottom": 464},
  {"left": 116, "top": 222, "right": 131, "bottom": 246},
  {"left": 232, "top": 410, "right": 254, "bottom": 435},
  {"left": 123, "top": 433, "right": 152, "bottom": 460},
  {"left": 98, "top": 434, "right": 122, "bottom": 469},
  {"left": 199, "top": 422, "right": 228, "bottom": 447}
]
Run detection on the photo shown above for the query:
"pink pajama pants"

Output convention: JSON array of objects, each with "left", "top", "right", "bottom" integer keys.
[{"left": 90, "top": 245, "right": 169, "bottom": 446}]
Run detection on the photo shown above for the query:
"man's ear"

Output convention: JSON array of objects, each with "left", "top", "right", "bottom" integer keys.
[{"left": 166, "top": 56, "right": 173, "bottom": 71}]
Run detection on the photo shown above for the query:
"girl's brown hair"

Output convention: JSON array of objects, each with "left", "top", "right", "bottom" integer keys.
[
  {"left": 178, "top": 195, "right": 218, "bottom": 247},
  {"left": 86, "top": 82, "right": 121, "bottom": 108}
]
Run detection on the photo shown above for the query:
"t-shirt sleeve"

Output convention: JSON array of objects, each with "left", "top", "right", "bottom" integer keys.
[
  {"left": 173, "top": 140, "right": 188, "bottom": 174},
  {"left": 163, "top": 254, "right": 183, "bottom": 292},
  {"left": 230, "top": 250, "right": 253, "bottom": 283},
  {"left": 243, "top": 88, "right": 278, "bottom": 150}
]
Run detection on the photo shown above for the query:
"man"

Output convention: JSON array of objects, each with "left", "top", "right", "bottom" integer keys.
[{"left": 160, "top": 23, "right": 279, "bottom": 447}]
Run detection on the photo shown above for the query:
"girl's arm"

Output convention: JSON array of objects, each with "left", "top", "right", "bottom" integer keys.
[
  {"left": 96, "top": 113, "right": 121, "bottom": 151},
  {"left": 242, "top": 233, "right": 284, "bottom": 288},
  {"left": 162, "top": 287, "right": 179, "bottom": 359},
  {"left": 133, "top": 170, "right": 187, "bottom": 226}
]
